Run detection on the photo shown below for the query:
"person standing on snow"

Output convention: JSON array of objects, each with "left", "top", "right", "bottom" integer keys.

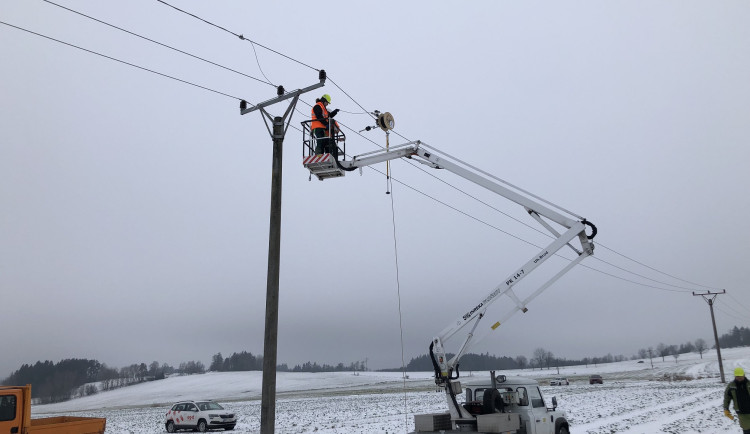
[
  {"left": 724, "top": 367, "right": 750, "bottom": 433},
  {"left": 311, "top": 93, "right": 340, "bottom": 158}
]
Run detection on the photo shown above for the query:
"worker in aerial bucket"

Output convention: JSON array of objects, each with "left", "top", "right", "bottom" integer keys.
[
  {"left": 311, "top": 93, "right": 340, "bottom": 158},
  {"left": 724, "top": 367, "right": 750, "bottom": 433}
]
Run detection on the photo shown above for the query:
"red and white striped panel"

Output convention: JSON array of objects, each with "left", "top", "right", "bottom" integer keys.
[{"left": 303, "top": 153, "right": 332, "bottom": 165}]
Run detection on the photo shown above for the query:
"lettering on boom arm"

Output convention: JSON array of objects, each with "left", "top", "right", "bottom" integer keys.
[
  {"left": 506, "top": 269, "right": 524, "bottom": 286},
  {"left": 463, "top": 303, "right": 484, "bottom": 321},
  {"left": 460, "top": 250, "right": 549, "bottom": 323},
  {"left": 462, "top": 281, "right": 512, "bottom": 322},
  {"left": 533, "top": 250, "right": 549, "bottom": 264}
]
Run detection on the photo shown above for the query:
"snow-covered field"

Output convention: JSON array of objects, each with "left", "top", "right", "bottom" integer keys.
[{"left": 34, "top": 347, "right": 750, "bottom": 433}]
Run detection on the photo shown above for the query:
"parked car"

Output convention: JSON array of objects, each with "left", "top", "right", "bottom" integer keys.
[
  {"left": 589, "top": 374, "right": 603, "bottom": 384},
  {"left": 550, "top": 377, "right": 569, "bottom": 386},
  {"left": 165, "top": 400, "right": 236, "bottom": 432}
]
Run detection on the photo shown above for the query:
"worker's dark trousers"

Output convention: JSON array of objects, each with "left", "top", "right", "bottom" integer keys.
[{"left": 313, "top": 129, "right": 338, "bottom": 160}]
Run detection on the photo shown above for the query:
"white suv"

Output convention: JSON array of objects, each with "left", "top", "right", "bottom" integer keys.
[
  {"left": 550, "top": 377, "right": 569, "bottom": 386},
  {"left": 165, "top": 400, "right": 236, "bottom": 432}
]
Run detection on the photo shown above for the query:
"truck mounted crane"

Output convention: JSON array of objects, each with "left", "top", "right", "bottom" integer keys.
[{"left": 302, "top": 124, "right": 596, "bottom": 433}]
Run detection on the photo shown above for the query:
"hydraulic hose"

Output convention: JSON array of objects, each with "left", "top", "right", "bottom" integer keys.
[
  {"left": 336, "top": 159, "right": 358, "bottom": 172},
  {"left": 429, "top": 342, "right": 442, "bottom": 381},
  {"left": 582, "top": 219, "right": 598, "bottom": 240}
]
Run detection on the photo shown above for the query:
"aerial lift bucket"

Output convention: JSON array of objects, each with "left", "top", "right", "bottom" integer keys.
[{"left": 301, "top": 119, "right": 347, "bottom": 180}]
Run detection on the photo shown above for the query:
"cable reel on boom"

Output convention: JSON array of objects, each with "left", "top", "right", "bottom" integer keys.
[
  {"left": 358, "top": 110, "right": 396, "bottom": 192},
  {"left": 360, "top": 110, "right": 395, "bottom": 133},
  {"left": 377, "top": 111, "right": 395, "bottom": 132}
]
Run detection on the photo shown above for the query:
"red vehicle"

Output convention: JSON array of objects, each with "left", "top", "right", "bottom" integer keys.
[{"left": 589, "top": 375, "right": 603, "bottom": 384}]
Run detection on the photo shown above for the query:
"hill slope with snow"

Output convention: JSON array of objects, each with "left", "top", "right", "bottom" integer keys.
[{"left": 31, "top": 347, "right": 750, "bottom": 433}]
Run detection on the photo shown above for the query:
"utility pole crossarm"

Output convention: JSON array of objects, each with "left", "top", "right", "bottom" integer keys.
[{"left": 241, "top": 69, "right": 327, "bottom": 115}]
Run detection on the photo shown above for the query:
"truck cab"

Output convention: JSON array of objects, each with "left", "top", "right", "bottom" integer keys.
[{"left": 412, "top": 376, "right": 569, "bottom": 434}]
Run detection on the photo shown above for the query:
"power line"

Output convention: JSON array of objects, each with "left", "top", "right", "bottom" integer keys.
[
  {"left": 153, "top": 0, "right": 369, "bottom": 116},
  {"left": 327, "top": 78, "right": 374, "bottom": 117},
  {"left": 40, "top": 0, "right": 348, "bottom": 123},
  {"left": 715, "top": 304, "right": 749, "bottom": 324},
  {"left": 154, "top": 0, "right": 320, "bottom": 72},
  {"left": 20, "top": 1, "right": 724, "bottom": 297},
  {"left": 248, "top": 40, "right": 276, "bottom": 86},
  {"left": 388, "top": 134, "right": 717, "bottom": 293},
  {"left": 0, "top": 20, "right": 248, "bottom": 102},
  {"left": 726, "top": 293, "right": 750, "bottom": 316},
  {"left": 595, "top": 243, "right": 721, "bottom": 291},
  {"left": 385, "top": 167, "right": 699, "bottom": 294},
  {"left": 716, "top": 297, "right": 750, "bottom": 321},
  {"left": 40, "top": 0, "right": 275, "bottom": 88},
  {"left": 356, "top": 124, "right": 713, "bottom": 293},
  {"left": 578, "top": 263, "right": 692, "bottom": 293},
  {"left": 588, "top": 256, "right": 702, "bottom": 292}
]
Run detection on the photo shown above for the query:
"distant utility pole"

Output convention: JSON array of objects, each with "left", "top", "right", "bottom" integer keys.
[
  {"left": 241, "top": 71, "right": 326, "bottom": 434},
  {"left": 693, "top": 290, "right": 727, "bottom": 383}
]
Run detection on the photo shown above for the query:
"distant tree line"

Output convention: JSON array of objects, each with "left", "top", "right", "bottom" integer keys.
[
  {"left": 3, "top": 359, "right": 103, "bottom": 403},
  {"left": 285, "top": 361, "right": 366, "bottom": 373},
  {"left": 208, "top": 352, "right": 366, "bottom": 373},
  {"left": 209, "top": 352, "right": 262, "bottom": 371},
  {"left": 2, "top": 358, "right": 204, "bottom": 404},
  {"left": 719, "top": 326, "right": 750, "bottom": 349}
]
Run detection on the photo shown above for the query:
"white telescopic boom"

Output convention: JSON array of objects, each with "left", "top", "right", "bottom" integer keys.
[{"left": 337, "top": 141, "right": 596, "bottom": 380}]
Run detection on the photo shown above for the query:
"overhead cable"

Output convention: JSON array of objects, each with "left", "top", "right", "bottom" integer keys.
[
  {"left": 40, "top": 0, "right": 275, "bottom": 88},
  {"left": 154, "top": 0, "right": 320, "bottom": 72},
  {"left": 715, "top": 303, "right": 748, "bottom": 323},
  {"left": 154, "top": 0, "right": 368, "bottom": 115},
  {"left": 716, "top": 297, "right": 750, "bottom": 320},
  {"left": 375, "top": 164, "right": 695, "bottom": 293},
  {"left": 595, "top": 243, "right": 722, "bottom": 291},
  {"left": 248, "top": 41, "right": 276, "bottom": 86},
  {"left": 0, "top": 20, "right": 248, "bottom": 102},
  {"left": 726, "top": 293, "right": 750, "bottom": 316}
]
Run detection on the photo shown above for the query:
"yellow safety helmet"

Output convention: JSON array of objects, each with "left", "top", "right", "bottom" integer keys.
[
  {"left": 735, "top": 367, "right": 745, "bottom": 377},
  {"left": 322, "top": 94, "right": 331, "bottom": 104}
]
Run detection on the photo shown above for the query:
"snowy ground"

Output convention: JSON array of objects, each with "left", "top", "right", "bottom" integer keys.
[{"left": 33, "top": 347, "right": 750, "bottom": 433}]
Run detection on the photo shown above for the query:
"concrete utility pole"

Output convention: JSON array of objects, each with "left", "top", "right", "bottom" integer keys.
[
  {"left": 241, "top": 72, "right": 326, "bottom": 434},
  {"left": 693, "top": 290, "right": 727, "bottom": 383}
]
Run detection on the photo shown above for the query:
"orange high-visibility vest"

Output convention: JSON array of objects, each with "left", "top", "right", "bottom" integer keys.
[{"left": 311, "top": 101, "right": 329, "bottom": 130}]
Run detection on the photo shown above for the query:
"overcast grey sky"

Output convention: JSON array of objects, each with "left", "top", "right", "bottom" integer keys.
[{"left": 2, "top": 1, "right": 749, "bottom": 379}]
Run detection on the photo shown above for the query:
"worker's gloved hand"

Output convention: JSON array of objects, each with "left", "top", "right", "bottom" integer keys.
[
  {"left": 724, "top": 409, "right": 735, "bottom": 420},
  {"left": 330, "top": 108, "right": 340, "bottom": 117}
]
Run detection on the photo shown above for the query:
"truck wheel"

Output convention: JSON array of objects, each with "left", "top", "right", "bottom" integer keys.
[
  {"left": 556, "top": 425, "right": 570, "bottom": 434},
  {"left": 197, "top": 420, "right": 208, "bottom": 432},
  {"left": 166, "top": 421, "right": 176, "bottom": 433}
]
